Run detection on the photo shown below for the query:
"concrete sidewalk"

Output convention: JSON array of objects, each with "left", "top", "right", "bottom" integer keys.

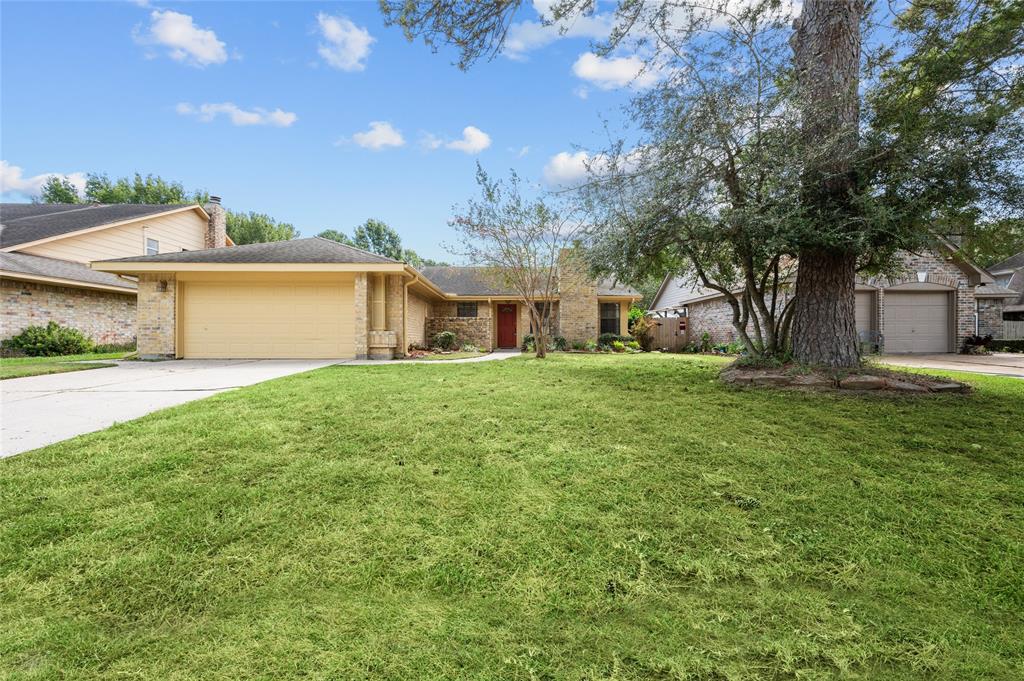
[
  {"left": 874, "top": 352, "right": 1024, "bottom": 378},
  {"left": 1, "top": 359, "right": 338, "bottom": 457}
]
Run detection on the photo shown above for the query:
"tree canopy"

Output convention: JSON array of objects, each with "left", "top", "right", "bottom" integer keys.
[
  {"left": 317, "top": 219, "right": 448, "bottom": 266},
  {"left": 38, "top": 177, "right": 81, "bottom": 204},
  {"left": 226, "top": 211, "right": 299, "bottom": 245},
  {"left": 37, "top": 172, "right": 208, "bottom": 205}
]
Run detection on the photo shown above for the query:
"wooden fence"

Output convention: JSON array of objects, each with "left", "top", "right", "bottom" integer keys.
[
  {"left": 648, "top": 316, "right": 689, "bottom": 351},
  {"left": 1003, "top": 320, "right": 1024, "bottom": 340}
]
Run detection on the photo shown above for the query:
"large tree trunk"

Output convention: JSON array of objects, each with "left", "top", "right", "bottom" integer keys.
[
  {"left": 790, "top": 249, "right": 860, "bottom": 366},
  {"left": 789, "top": 0, "right": 864, "bottom": 367}
]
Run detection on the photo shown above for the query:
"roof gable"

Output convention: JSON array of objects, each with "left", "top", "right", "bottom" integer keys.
[
  {"left": 987, "top": 252, "right": 1024, "bottom": 273},
  {"left": 0, "top": 203, "right": 206, "bottom": 250}
]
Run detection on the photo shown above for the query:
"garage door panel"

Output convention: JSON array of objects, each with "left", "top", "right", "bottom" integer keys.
[
  {"left": 183, "top": 281, "right": 354, "bottom": 359},
  {"left": 883, "top": 291, "right": 950, "bottom": 354}
]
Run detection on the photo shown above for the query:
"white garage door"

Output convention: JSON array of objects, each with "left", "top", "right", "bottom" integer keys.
[
  {"left": 883, "top": 291, "right": 951, "bottom": 353},
  {"left": 182, "top": 280, "right": 355, "bottom": 358}
]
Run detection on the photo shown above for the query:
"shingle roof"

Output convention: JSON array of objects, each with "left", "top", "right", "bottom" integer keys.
[
  {"left": 1, "top": 203, "right": 200, "bottom": 249},
  {"left": 974, "top": 283, "right": 1019, "bottom": 298},
  {"left": 0, "top": 251, "right": 136, "bottom": 290},
  {"left": 418, "top": 265, "right": 639, "bottom": 297},
  {"left": 99, "top": 236, "right": 399, "bottom": 264},
  {"left": 988, "top": 252, "right": 1024, "bottom": 273}
]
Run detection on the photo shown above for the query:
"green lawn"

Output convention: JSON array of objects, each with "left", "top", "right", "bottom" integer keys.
[
  {"left": 1, "top": 354, "right": 1021, "bottom": 679},
  {"left": 411, "top": 350, "right": 490, "bottom": 361},
  {"left": 0, "top": 352, "right": 130, "bottom": 380}
]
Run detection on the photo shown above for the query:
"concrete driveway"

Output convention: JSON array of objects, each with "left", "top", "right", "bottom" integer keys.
[
  {"left": 875, "top": 352, "right": 1024, "bottom": 378},
  {"left": 1, "top": 359, "right": 338, "bottom": 458}
]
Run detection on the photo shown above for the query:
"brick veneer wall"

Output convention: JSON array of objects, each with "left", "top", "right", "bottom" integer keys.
[
  {"left": 137, "top": 274, "right": 176, "bottom": 357},
  {"left": 1, "top": 278, "right": 136, "bottom": 345},
  {"left": 686, "top": 298, "right": 737, "bottom": 344},
  {"left": 426, "top": 317, "right": 492, "bottom": 348},
  {"left": 558, "top": 251, "right": 598, "bottom": 343},
  {"left": 354, "top": 273, "right": 368, "bottom": 359},
  {"left": 977, "top": 298, "right": 1006, "bottom": 338},
  {"left": 385, "top": 274, "right": 405, "bottom": 357}
]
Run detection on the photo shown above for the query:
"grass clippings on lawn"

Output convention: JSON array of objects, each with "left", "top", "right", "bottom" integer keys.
[{"left": 1, "top": 353, "right": 1021, "bottom": 679}]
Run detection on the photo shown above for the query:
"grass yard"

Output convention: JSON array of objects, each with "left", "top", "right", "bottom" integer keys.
[
  {"left": 0, "top": 352, "right": 130, "bottom": 380},
  {"left": 1, "top": 354, "right": 1021, "bottom": 679},
  {"left": 411, "top": 350, "right": 490, "bottom": 361}
]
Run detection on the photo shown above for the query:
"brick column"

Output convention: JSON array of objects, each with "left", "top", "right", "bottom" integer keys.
[
  {"left": 557, "top": 249, "right": 598, "bottom": 343},
  {"left": 137, "top": 273, "right": 176, "bottom": 359},
  {"left": 386, "top": 274, "right": 405, "bottom": 356},
  {"left": 354, "top": 273, "right": 368, "bottom": 359}
]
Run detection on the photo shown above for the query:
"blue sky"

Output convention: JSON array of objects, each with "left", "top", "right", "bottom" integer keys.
[{"left": 1, "top": 1, "right": 640, "bottom": 261}]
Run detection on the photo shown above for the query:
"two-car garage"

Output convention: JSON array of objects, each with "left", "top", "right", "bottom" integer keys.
[{"left": 180, "top": 277, "right": 356, "bottom": 359}]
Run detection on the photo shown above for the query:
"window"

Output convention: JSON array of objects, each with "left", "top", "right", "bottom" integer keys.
[
  {"left": 146, "top": 238, "right": 159, "bottom": 256},
  {"left": 457, "top": 301, "right": 478, "bottom": 318},
  {"left": 600, "top": 303, "right": 620, "bottom": 335}
]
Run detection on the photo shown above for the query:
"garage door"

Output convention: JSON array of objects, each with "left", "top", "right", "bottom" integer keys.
[
  {"left": 182, "top": 281, "right": 354, "bottom": 358},
  {"left": 883, "top": 291, "right": 951, "bottom": 353},
  {"left": 855, "top": 291, "right": 874, "bottom": 335}
]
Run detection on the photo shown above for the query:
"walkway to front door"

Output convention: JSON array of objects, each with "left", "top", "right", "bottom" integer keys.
[{"left": 497, "top": 304, "right": 517, "bottom": 348}]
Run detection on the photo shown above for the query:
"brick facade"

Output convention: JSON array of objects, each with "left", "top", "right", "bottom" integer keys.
[
  {"left": 557, "top": 251, "right": 598, "bottom": 343},
  {"left": 686, "top": 298, "right": 738, "bottom": 344},
  {"left": 425, "top": 316, "right": 492, "bottom": 348},
  {"left": 354, "top": 273, "right": 368, "bottom": 359},
  {"left": 136, "top": 274, "right": 176, "bottom": 358},
  {"left": 1, "top": 278, "right": 136, "bottom": 345},
  {"left": 976, "top": 298, "right": 1005, "bottom": 338}
]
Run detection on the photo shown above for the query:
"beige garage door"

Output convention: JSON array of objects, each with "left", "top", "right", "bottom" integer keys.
[
  {"left": 883, "top": 291, "right": 951, "bottom": 353},
  {"left": 182, "top": 281, "right": 354, "bottom": 358}
]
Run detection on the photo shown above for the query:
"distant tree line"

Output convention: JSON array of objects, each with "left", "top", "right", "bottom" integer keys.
[{"left": 36, "top": 172, "right": 446, "bottom": 264}]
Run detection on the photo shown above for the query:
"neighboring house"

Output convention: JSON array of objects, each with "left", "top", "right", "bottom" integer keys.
[
  {"left": 650, "top": 245, "right": 1018, "bottom": 354},
  {"left": 1, "top": 200, "right": 231, "bottom": 345},
  {"left": 985, "top": 252, "right": 1024, "bottom": 325},
  {"left": 92, "top": 241, "right": 639, "bottom": 359}
]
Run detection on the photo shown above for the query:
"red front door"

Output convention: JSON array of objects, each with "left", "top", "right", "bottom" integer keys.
[{"left": 497, "top": 304, "right": 517, "bottom": 348}]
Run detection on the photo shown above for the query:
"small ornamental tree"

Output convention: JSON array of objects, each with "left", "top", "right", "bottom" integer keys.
[{"left": 451, "top": 165, "right": 582, "bottom": 358}]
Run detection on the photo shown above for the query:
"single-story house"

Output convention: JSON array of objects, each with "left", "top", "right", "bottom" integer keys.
[
  {"left": 92, "top": 241, "right": 639, "bottom": 359},
  {"left": 649, "top": 245, "right": 1019, "bottom": 353},
  {"left": 1, "top": 200, "right": 231, "bottom": 344}
]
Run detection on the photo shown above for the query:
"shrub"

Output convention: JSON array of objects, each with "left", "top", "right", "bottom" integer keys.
[
  {"left": 611, "top": 340, "right": 626, "bottom": 352},
  {"left": 552, "top": 336, "right": 568, "bottom": 351},
  {"left": 520, "top": 334, "right": 535, "bottom": 351},
  {"left": 626, "top": 340, "right": 641, "bottom": 351},
  {"left": 584, "top": 339, "right": 598, "bottom": 352},
  {"left": 461, "top": 344, "right": 481, "bottom": 353},
  {"left": 433, "top": 331, "right": 457, "bottom": 350},
  {"left": 960, "top": 334, "right": 993, "bottom": 354},
  {"left": 598, "top": 332, "right": 633, "bottom": 347},
  {"left": 93, "top": 341, "right": 137, "bottom": 354},
  {"left": 995, "top": 339, "right": 1024, "bottom": 353},
  {"left": 699, "top": 332, "right": 712, "bottom": 352},
  {"left": 629, "top": 316, "right": 656, "bottom": 351},
  {"left": 1, "top": 322, "right": 93, "bottom": 357},
  {"left": 571, "top": 340, "right": 586, "bottom": 351}
]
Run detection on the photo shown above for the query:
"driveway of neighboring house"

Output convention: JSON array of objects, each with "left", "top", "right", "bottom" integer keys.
[
  {"left": 875, "top": 352, "right": 1024, "bottom": 378},
  {"left": 0, "top": 360, "right": 339, "bottom": 458}
]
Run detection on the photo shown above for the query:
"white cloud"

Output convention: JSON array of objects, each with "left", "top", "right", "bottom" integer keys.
[
  {"left": 542, "top": 148, "right": 642, "bottom": 187},
  {"left": 316, "top": 13, "right": 374, "bottom": 71},
  {"left": 176, "top": 102, "right": 297, "bottom": 127},
  {"left": 573, "top": 85, "right": 590, "bottom": 100},
  {"left": 419, "top": 132, "right": 444, "bottom": 151},
  {"left": 510, "top": 145, "right": 530, "bottom": 157},
  {"left": 350, "top": 121, "right": 405, "bottom": 150},
  {"left": 445, "top": 126, "right": 492, "bottom": 154},
  {"left": 136, "top": 10, "right": 227, "bottom": 67},
  {"left": 504, "top": 1, "right": 614, "bottom": 59},
  {"left": 0, "top": 161, "right": 86, "bottom": 199},
  {"left": 572, "top": 52, "right": 659, "bottom": 90}
]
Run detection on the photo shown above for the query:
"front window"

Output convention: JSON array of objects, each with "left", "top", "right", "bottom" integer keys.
[
  {"left": 146, "top": 238, "right": 159, "bottom": 256},
  {"left": 600, "top": 303, "right": 620, "bottom": 335},
  {"left": 457, "top": 301, "right": 478, "bottom": 318}
]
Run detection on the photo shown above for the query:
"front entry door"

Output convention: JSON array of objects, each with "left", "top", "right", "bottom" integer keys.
[{"left": 497, "top": 304, "right": 517, "bottom": 348}]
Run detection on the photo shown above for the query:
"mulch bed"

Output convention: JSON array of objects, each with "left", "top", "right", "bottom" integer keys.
[{"left": 720, "top": 362, "right": 970, "bottom": 394}]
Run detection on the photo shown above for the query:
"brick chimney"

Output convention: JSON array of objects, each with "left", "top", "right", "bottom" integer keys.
[{"left": 203, "top": 196, "right": 227, "bottom": 249}]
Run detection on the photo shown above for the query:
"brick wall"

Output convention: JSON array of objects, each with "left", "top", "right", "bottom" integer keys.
[
  {"left": 1, "top": 278, "right": 136, "bottom": 345},
  {"left": 558, "top": 251, "right": 598, "bottom": 343},
  {"left": 977, "top": 298, "right": 1005, "bottom": 338},
  {"left": 386, "top": 274, "right": 405, "bottom": 357},
  {"left": 425, "top": 317, "right": 492, "bottom": 348},
  {"left": 686, "top": 299, "right": 737, "bottom": 344},
  {"left": 354, "top": 273, "right": 368, "bottom": 359},
  {"left": 136, "top": 274, "right": 175, "bottom": 357}
]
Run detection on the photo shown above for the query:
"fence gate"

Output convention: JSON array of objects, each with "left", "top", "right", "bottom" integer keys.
[
  {"left": 1003, "top": 320, "right": 1024, "bottom": 340},
  {"left": 649, "top": 315, "right": 688, "bottom": 351}
]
